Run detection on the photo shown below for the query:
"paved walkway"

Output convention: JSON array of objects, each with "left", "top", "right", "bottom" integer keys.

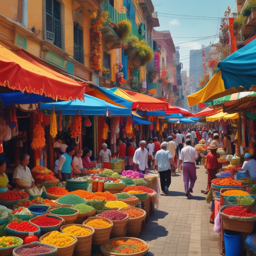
[{"left": 142, "top": 165, "right": 220, "bottom": 256}]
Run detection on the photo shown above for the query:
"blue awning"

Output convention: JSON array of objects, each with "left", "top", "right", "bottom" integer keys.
[
  {"left": 190, "top": 117, "right": 199, "bottom": 121},
  {"left": 167, "top": 119, "right": 178, "bottom": 123},
  {"left": 0, "top": 92, "right": 54, "bottom": 106},
  {"left": 132, "top": 114, "right": 152, "bottom": 125},
  {"left": 146, "top": 111, "right": 166, "bottom": 116},
  {"left": 180, "top": 118, "right": 195, "bottom": 124},
  {"left": 165, "top": 113, "right": 183, "bottom": 119},
  {"left": 40, "top": 94, "right": 131, "bottom": 116}
]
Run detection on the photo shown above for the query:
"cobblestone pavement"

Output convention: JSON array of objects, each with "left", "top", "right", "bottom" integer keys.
[{"left": 143, "top": 165, "right": 220, "bottom": 256}]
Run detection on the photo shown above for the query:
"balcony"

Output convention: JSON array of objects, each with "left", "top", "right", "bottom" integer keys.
[
  {"left": 243, "top": 10, "right": 256, "bottom": 39},
  {"left": 75, "top": 0, "right": 101, "bottom": 12},
  {"left": 101, "top": 3, "right": 127, "bottom": 24}
]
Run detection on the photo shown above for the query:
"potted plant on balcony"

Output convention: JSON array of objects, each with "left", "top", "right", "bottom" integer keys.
[{"left": 117, "top": 20, "right": 132, "bottom": 40}]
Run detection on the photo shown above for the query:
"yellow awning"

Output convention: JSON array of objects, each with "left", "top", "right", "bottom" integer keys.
[
  {"left": 113, "top": 88, "right": 138, "bottom": 103},
  {"left": 223, "top": 113, "right": 239, "bottom": 121},
  {"left": 187, "top": 70, "right": 242, "bottom": 107},
  {"left": 206, "top": 111, "right": 239, "bottom": 122}
]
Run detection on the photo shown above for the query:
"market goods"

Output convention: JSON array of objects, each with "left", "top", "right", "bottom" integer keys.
[
  {"left": 99, "top": 210, "right": 127, "bottom": 221},
  {"left": 212, "top": 178, "right": 242, "bottom": 186},
  {"left": 31, "top": 216, "right": 61, "bottom": 227},
  {"left": 120, "top": 208, "right": 144, "bottom": 218},
  {"left": 0, "top": 191, "right": 28, "bottom": 201},
  {"left": 46, "top": 187, "right": 68, "bottom": 196},
  {"left": 0, "top": 207, "right": 12, "bottom": 221},
  {"left": 240, "top": 196, "right": 255, "bottom": 206},
  {"left": 127, "top": 190, "right": 145, "bottom": 194},
  {"left": 250, "top": 185, "right": 256, "bottom": 194},
  {"left": 15, "top": 244, "right": 54, "bottom": 256},
  {"left": 14, "top": 200, "right": 33, "bottom": 209},
  {"left": 8, "top": 221, "right": 39, "bottom": 232},
  {"left": 86, "top": 192, "right": 117, "bottom": 201},
  {"left": 102, "top": 237, "right": 148, "bottom": 254},
  {"left": 122, "top": 170, "right": 140, "bottom": 179},
  {"left": 43, "top": 199, "right": 56, "bottom": 206},
  {"left": 57, "top": 194, "right": 86, "bottom": 205},
  {"left": 123, "top": 186, "right": 154, "bottom": 193},
  {"left": 31, "top": 166, "right": 53, "bottom": 175},
  {"left": 86, "top": 200, "right": 106, "bottom": 210},
  {"left": 116, "top": 193, "right": 132, "bottom": 200},
  {"left": 28, "top": 205, "right": 49, "bottom": 216},
  {"left": 69, "top": 177, "right": 87, "bottom": 182},
  {"left": 0, "top": 236, "right": 22, "bottom": 248},
  {"left": 31, "top": 123, "right": 45, "bottom": 150},
  {"left": 41, "top": 231, "right": 75, "bottom": 247},
  {"left": 133, "top": 179, "right": 148, "bottom": 186},
  {"left": 12, "top": 208, "right": 32, "bottom": 215},
  {"left": 222, "top": 190, "right": 249, "bottom": 196},
  {"left": 50, "top": 111, "right": 57, "bottom": 139},
  {"left": 111, "top": 173, "right": 121, "bottom": 178},
  {"left": 69, "top": 190, "right": 92, "bottom": 198},
  {"left": 105, "top": 201, "right": 128, "bottom": 209},
  {"left": 24, "top": 235, "right": 38, "bottom": 244},
  {"left": 50, "top": 207, "right": 76, "bottom": 215},
  {"left": 216, "top": 171, "right": 233, "bottom": 178},
  {"left": 62, "top": 225, "right": 92, "bottom": 236},
  {"left": 222, "top": 206, "right": 256, "bottom": 217},
  {"left": 86, "top": 218, "right": 111, "bottom": 228},
  {"left": 73, "top": 204, "right": 94, "bottom": 213},
  {"left": 239, "top": 178, "right": 256, "bottom": 184},
  {"left": 99, "top": 169, "right": 114, "bottom": 177},
  {"left": 71, "top": 114, "right": 82, "bottom": 138}
]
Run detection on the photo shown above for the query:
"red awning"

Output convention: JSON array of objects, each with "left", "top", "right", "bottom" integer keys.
[
  {"left": 194, "top": 107, "right": 220, "bottom": 117},
  {"left": 166, "top": 105, "right": 192, "bottom": 116},
  {"left": 0, "top": 44, "right": 86, "bottom": 101}
]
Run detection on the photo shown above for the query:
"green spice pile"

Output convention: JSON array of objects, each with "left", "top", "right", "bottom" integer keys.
[
  {"left": 73, "top": 204, "right": 95, "bottom": 213},
  {"left": 57, "top": 194, "right": 86, "bottom": 205},
  {"left": 133, "top": 179, "right": 148, "bottom": 186},
  {"left": 50, "top": 207, "right": 77, "bottom": 215},
  {"left": 86, "top": 199, "right": 106, "bottom": 210},
  {"left": 116, "top": 193, "right": 132, "bottom": 200},
  {"left": 240, "top": 196, "right": 255, "bottom": 206}
]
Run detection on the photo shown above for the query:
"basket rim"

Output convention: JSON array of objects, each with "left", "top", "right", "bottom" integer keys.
[
  {"left": 100, "top": 237, "right": 149, "bottom": 256},
  {"left": 0, "top": 196, "right": 29, "bottom": 204},
  {"left": 83, "top": 216, "right": 113, "bottom": 229},
  {"left": 119, "top": 207, "right": 146, "bottom": 220},
  {"left": 0, "top": 236, "right": 23, "bottom": 250},
  {"left": 60, "top": 223, "right": 95, "bottom": 237},
  {"left": 29, "top": 214, "right": 65, "bottom": 228},
  {"left": 7, "top": 222, "right": 40, "bottom": 233},
  {"left": 220, "top": 205, "right": 256, "bottom": 221},
  {"left": 97, "top": 211, "right": 129, "bottom": 222},
  {"left": 48, "top": 208, "right": 80, "bottom": 217},
  {"left": 73, "top": 209, "right": 96, "bottom": 216}
]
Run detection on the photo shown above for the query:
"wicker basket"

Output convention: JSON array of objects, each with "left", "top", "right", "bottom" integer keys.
[
  {"left": 48, "top": 208, "right": 79, "bottom": 224},
  {"left": 220, "top": 188, "right": 247, "bottom": 206},
  {"left": 75, "top": 209, "right": 96, "bottom": 224},
  {"left": 100, "top": 237, "right": 149, "bottom": 256},
  {"left": 46, "top": 191, "right": 64, "bottom": 200},
  {"left": 40, "top": 232, "right": 77, "bottom": 256},
  {"left": 29, "top": 214, "right": 64, "bottom": 235},
  {"left": 83, "top": 217, "right": 113, "bottom": 245},
  {"left": 6, "top": 223, "right": 40, "bottom": 240},
  {"left": 43, "top": 181, "right": 59, "bottom": 189},
  {"left": 128, "top": 192, "right": 148, "bottom": 201},
  {"left": 119, "top": 207, "right": 146, "bottom": 237},
  {"left": 0, "top": 237, "right": 23, "bottom": 256},
  {"left": 220, "top": 205, "right": 256, "bottom": 233},
  {"left": 112, "top": 167, "right": 123, "bottom": 173},
  {"left": 0, "top": 196, "right": 29, "bottom": 206},
  {"left": 119, "top": 196, "right": 140, "bottom": 207},
  {"left": 60, "top": 224, "right": 94, "bottom": 256},
  {"left": 13, "top": 242, "right": 57, "bottom": 256}
]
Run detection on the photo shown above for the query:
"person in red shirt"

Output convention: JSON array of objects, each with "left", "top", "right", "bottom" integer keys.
[
  {"left": 118, "top": 140, "right": 126, "bottom": 159},
  {"left": 127, "top": 142, "right": 135, "bottom": 170},
  {"left": 83, "top": 148, "right": 97, "bottom": 169},
  {"left": 196, "top": 129, "right": 201, "bottom": 142},
  {"left": 205, "top": 141, "right": 220, "bottom": 194},
  {"left": 154, "top": 137, "right": 161, "bottom": 154}
]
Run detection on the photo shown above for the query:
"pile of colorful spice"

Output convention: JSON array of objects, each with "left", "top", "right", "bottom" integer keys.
[
  {"left": 31, "top": 216, "right": 62, "bottom": 227},
  {"left": 86, "top": 192, "right": 117, "bottom": 201},
  {"left": 103, "top": 238, "right": 147, "bottom": 254},
  {"left": 57, "top": 194, "right": 86, "bottom": 205},
  {"left": 86, "top": 218, "right": 111, "bottom": 228},
  {"left": 14, "top": 200, "right": 33, "bottom": 209},
  {"left": 16, "top": 244, "right": 54, "bottom": 256},
  {"left": 46, "top": 187, "right": 68, "bottom": 196},
  {"left": 12, "top": 208, "right": 32, "bottom": 215},
  {"left": 50, "top": 207, "right": 77, "bottom": 215},
  {"left": 86, "top": 200, "right": 106, "bottom": 210},
  {"left": 132, "top": 179, "right": 148, "bottom": 186},
  {"left": 212, "top": 178, "right": 242, "bottom": 186},
  {"left": 116, "top": 193, "right": 132, "bottom": 200},
  {"left": 73, "top": 204, "right": 94, "bottom": 213},
  {"left": 0, "top": 236, "right": 22, "bottom": 248},
  {"left": 8, "top": 221, "right": 39, "bottom": 232},
  {"left": 105, "top": 201, "right": 128, "bottom": 209},
  {"left": 127, "top": 191, "right": 145, "bottom": 194},
  {"left": 222, "top": 190, "right": 249, "bottom": 196},
  {"left": 69, "top": 190, "right": 92, "bottom": 199},
  {"left": 99, "top": 210, "right": 128, "bottom": 221},
  {"left": 240, "top": 196, "right": 255, "bottom": 206},
  {"left": 120, "top": 208, "right": 144, "bottom": 218},
  {"left": 223, "top": 206, "right": 256, "bottom": 217},
  {"left": 0, "top": 191, "right": 28, "bottom": 201},
  {"left": 43, "top": 199, "right": 56, "bottom": 206},
  {"left": 122, "top": 170, "right": 140, "bottom": 179},
  {"left": 62, "top": 225, "right": 92, "bottom": 236},
  {"left": 123, "top": 186, "right": 154, "bottom": 194},
  {"left": 41, "top": 231, "right": 75, "bottom": 247}
]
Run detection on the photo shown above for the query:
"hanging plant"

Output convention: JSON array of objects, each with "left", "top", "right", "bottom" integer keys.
[
  {"left": 117, "top": 20, "right": 132, "bottom": 40},
  {"left": 71, "top": 114, "right": 82, "bottom": 138},
  {"left": 102, "top": 67, "right": 110, "bottom": 74},
  {"left": 242, "top": 0, "right": 256, "bottom": 17},
  {"left": 102, "top": 10, "right": 111, "bottom": 26}
]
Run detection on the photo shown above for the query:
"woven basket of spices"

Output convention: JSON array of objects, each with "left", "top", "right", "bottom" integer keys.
[{"left": 48, "top": 208, "right": 79, "bottom": 224}]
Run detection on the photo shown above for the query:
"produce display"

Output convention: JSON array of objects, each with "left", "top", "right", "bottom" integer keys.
[
  {"left": 86, "top": 219, "right": 111, "bottom": 228},
  {"left": 69, "top": 177, "right": 87, "bottom": 182},
  {"left": 62, "top": 225, "right": 92, "bottom": 236},
  {"left": 240, "top": 196, "right": 255, "bottom": 206},
  {"left": 50, "top": 111, "right": 57, "bottom": 139},
  {"left": 250, "top": 185, "right": 256, "bottom": 194},
  {"left": 29, "top": 205, "right": 49, "bottom": 215},
  {"left": 86, "top": 200, "right": 106, "bottom": 211},
  {"left": 0, "top": 207, "right": 12, "bottom": 220},
  {"left": 57, "top": 194, "right": 86, "bottom": 205},
  {"left": 120, "top": 208, "right": 144, "bottom": 218},
  {"left": 14, "top": 200, "right": 33, "bottom": 209},
  {"left": 127, "top": 191, "right": 145, "bottom": 194},
  {"left": 212, "top": 178, "right": 242, "bottom": 186},
  {"left": 41, "top": 231, "right": 75, "bottom": 247},
  {"left": 69, "top": 190, "right": 92, "bottom": 198},
  {"left": 99, "top": 169, "right": 114, "bottom": 177},
  {"left": 16, "top": 244, "right": 54, "bottom": 256},
  {"left": 105, "top": 201, "right": 128, "bottom": 209},
  {"left": 0, "top": 191, "right": 28, "bottom": 201},
  {"left": 122, "top": 170, "right": 140, "bottom": 179},
  {"left": 133, "top": 179, "right": 148, "bottom": 186},
  {"left": 0, "top": 236, "right": 22, "bottom": 248},
  {"left": 73, "top": 204, "right": 94, "bottom": 213},
  {"left": 43, "top": 199, "right": 56, "bottom": 206},
  {"left": 70, "top": 114, "right": 82, "bottom": 138},
  {"left": 12, "top": 208, "right": 32, "bottom": 215},
  {"left": 103, "top": 238, "right": 147, "bottom": 254},
  {"left": 116, "top": 193, "right": 132, "bottom": 200},
  {"left": 222, "top": 190, "right": 249, "bottom": 196},
  {"left": 111, "top": 173, "right": 121, "bottom": 178},
  {"left": 216, "top": 172, "right": 232, "bottom": 178},
  {"left": 50, "top": 207, "right": 77, "bottom": 215},
  {"left": 31, "top": 216, "right": 62, "bottom": 227},
  {"left": 31, "top": 166, "right": 53, "bottom": 175},
  {"left": 31, "top": 123, "right": 46, "bottom": 150},
  {"left": 123, "top": 186, "right": 154, "bottom": 194},
  {"left": 87, "top": 192, "right": 117, "bottom": 201},
  {"left": 239, "top": 178, "right": 256, "bottom": 184},
  {"left": 8, "top": 221, "right": 39, "bottom": 232},
  {"left": 99, "top": 210, "right": 128, "bottom": 221},
  {"left": 222, "top": 206, "right": 256, "bottom": 217},
  {"left": 46, "top": 187, "right": 68, "bottom": 196}
]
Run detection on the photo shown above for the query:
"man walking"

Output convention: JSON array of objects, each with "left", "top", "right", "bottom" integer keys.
[
  {"left": 155, "top": 142, "right": 174, "bottom": 195},
  {"left": 179, "top": 139, "right": 198, "bottom": 198},
  {"left": 167, "top": 136, "right": 177, "bottom": 170},
  {"left": 153, "top": 137, "right": 161, "bottom": 155},
  {"left": 133, "top": 141, "right": 148, "bottom": 177}
]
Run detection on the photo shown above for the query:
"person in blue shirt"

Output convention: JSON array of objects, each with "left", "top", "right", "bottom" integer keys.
[
  {"left": 155, "top": 142, "right": 174, "bottom": 195},
  {"left": 238, "top": 153, "right": 256, "bottom": 179}
]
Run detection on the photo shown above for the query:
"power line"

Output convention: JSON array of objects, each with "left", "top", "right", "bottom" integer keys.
[
  {"left": 175, "top": 35, "right": 218, "bottom": 46},
  {"left": 158, "top": 15, "right": 221, "bottom": 21},
  {"left": 157, "top": 12, "right": 222, "bottom": 19}
]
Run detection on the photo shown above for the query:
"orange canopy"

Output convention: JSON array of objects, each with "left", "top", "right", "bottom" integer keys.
[{"left": 0, "top": 44, "right": 86, "bottom": 101}]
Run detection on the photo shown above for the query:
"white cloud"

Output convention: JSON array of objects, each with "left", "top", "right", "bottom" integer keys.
[
  {"left": 186, "top": 42, "right": 202, "bottom": 50},
  {"left": 169, "top": 19, "right": 180, "bottom": 26}
]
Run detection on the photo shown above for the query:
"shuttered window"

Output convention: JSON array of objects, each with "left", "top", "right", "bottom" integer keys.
[
  {"left": 45, "top": 0, "right": 62, "bottom": 49},
  {"left": 74, "top": 23, "right": 84, "bottom": 64}
]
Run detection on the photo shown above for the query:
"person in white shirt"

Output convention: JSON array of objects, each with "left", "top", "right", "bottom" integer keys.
[
  {"left": 155, "top": 142, "right": 174, "bottom": 195},
  {"left": 191, "top": 129, "right": 197, "bottom": 146},
  {"left": 167, "top": 136, "right": 177, "bottom": 169},
  {"left": 133, "top": 140, "right": 148, "bottom": 177},
  {"left": 207, "top": 132, "right": 213, "bottom": 145},
  {"left": 241, "top": 153, "right": 256, "bottom": 179},
  {"left": 175, "top": 130, "right": 183, "bottom": 160},
  {"left": 179, "top": 139, "right": 198, "bottom": 198},
  {"left": 72, "top": 150, "right": 87, "bottom": 177},
  {"left": 147, "top": 138, "right": 155, "bottom": 168},
  {"left": 13, "top": 154, "right": 35, "bottom": 190},
  {"left": 99, "top": 143, "right": 112, "bottom": 169},
  {"left": 202, "top": 130, "right": 209, "bottom": 142}
]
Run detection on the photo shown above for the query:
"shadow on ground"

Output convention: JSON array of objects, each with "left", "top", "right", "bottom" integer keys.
[
  {"left": 168, "top": 191, "right": 186, "bottom": 197},
  {"left": 149, "top": 210, "right": 168, "bottom": 221},
  {"left": 140, "top": 222, "right": 168, "bottom": 242},
  {"left": 190, "top": 195, "right": 206, "bottom": 201}
]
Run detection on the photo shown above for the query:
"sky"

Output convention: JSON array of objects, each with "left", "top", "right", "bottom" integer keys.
[{"left": 151, "top": 0, "right": 237, "bottom": 76}]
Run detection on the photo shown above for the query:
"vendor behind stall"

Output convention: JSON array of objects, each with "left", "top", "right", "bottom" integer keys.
[
  {"left": 13, "top": 154, "right": 35, "bottom": 190},
  {"left": 83, "top": 148, "right": 97, "bottom": 169},
  {"left": 99, "top": 143, "right": 111, "bottom": 169},
  {"left": 241, "top": 153, "right": 256, "bottom": 179},
  {"left": 0, "top": 160, "right": 12, "bottom": 191}
]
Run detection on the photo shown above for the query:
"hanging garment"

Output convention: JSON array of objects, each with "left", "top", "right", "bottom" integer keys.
[{"left": 102, "top": 122, "right": 109, "bottom": 140}]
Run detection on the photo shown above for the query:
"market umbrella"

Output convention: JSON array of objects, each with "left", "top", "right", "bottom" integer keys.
[
  {"left": 193, "top": 107, "right": 220, "bottom": 117},
  {"left": 132, "top": 112, "right": 152, "bottom": 125},
  {"left": 187, "top": 39, "right": 256, "bottom": 107},
  {"left": 206, "top": 111, "right": 239, "bottom": 122},
  {"left": 180, "top": 118, "right": 195, "bottom": 124}
]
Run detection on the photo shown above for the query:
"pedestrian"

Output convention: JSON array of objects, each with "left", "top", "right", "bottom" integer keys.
[
  {"left": 204, "top": 141, "right": 220, "bottom": 194},
  {"left": 118, "top": 139, "right": 126, "bottom": 159},
  {"left": 196, "top": 129, "right": 201, "bottom": 142},
  {"left": 207, "top": 132, "right": 213, "bottom": 144},
  {"left": 133, "top": 140, "right": 148, "bottom": 177},
  {"left": 99, "top": 143, "right": 112, "bottom": 169},
  {"left": 223, "top": 133, "right": 232, "bottom": 154},
  {"left": 147, "top": 138, "right": 154, "bottom": 168},
  {"left": 155, "top": 142, "right": 174, "bottom": 195},
  {"left": 202, "top": 129, "right": 209, "bottom": 142},
  {"left": 191, "top": 128, "right": 197, "bottom": 146},
  {"left": 167, "top": 136, "right": 177, "bottom": 170},
  {"left": 213, "top": 133, "right": 223, "bottom": 147},
  {"left": 154, "top": 137, "right": 161, "bottom": 154},
  {"left": 175, "top": 130, "right": 183, "bottom": 160},
  {"left": 179, "top": 139, "right": 198, "bottom": 198}
]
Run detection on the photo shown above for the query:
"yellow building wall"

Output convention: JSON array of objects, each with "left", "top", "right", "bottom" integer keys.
[
  {"left": 0, "top": 0, "right": 19, "bottom": 21},
  {"left": 83, "top": 13, "right": 92, "bottom": 68},
  {"left": 27, "top": 39, "right": 41, "bottom": 57}
]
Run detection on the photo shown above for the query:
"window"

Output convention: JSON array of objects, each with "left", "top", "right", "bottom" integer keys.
[
  {"left": 103, "top": 52, "right": 111, "bottom": 79},
  {"left": 74, "top": 23, "right": 84, "bottom": 64},
  {"left": 45, "top": 0, "right": 62, "bottom": 49}
]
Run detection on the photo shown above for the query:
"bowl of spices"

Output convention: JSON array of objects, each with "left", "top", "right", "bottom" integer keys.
[{"left": 48, "top": 207, "right": 79, "bottom": 224}]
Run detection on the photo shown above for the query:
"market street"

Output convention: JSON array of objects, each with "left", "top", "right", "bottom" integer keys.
[{"left": 142, "top": 165, "right": 220, "bottom": 256}]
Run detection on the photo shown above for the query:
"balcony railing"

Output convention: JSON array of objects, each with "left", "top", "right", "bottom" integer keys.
[{"left": 102, "top": 3, "right": 127, "bottom": 24}]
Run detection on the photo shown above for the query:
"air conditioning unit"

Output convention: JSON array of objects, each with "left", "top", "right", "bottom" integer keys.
[{"left": 45, "top": 31, "right": 54, "bottom": 43}]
